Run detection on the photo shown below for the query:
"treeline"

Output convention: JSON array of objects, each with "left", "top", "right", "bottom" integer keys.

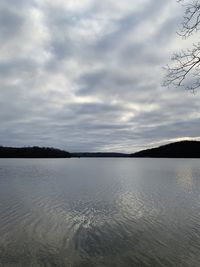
[
  {"left": 0, "top": 146, "right": 71, "bottom": 158},
  {"left": 131, "top": 141, "right": 200, "bottom": 158},
  {"left": 71, "top": 152, "right": 129, "bottom": 157},
  {"left": 1, "top": 141, "right": 200, "bottom": 158}
]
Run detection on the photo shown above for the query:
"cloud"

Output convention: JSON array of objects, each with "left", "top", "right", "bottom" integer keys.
[{"left": 1, "top": 0, "right": 200, "bottom": 152}]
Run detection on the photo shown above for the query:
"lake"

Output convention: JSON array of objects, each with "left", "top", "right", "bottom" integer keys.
[{"left": 0, "top": 158, "right": 200, "bottom": 267}]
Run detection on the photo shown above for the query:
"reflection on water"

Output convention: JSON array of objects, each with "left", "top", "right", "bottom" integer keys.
[
  {"left": 176, "top": 164, "right": 194, "bottom": 191},
  {"left": 0, "top": 158, "right": 200, "bottom": 266}
]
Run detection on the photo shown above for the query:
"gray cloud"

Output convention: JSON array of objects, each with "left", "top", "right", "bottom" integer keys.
[{"left": 1, "top": 0, "right": 200, "bottom": 152}]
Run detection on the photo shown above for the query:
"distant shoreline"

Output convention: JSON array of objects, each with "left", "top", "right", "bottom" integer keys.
[{"left": 1, "top": 140, "right": 200, "bottom": 158}]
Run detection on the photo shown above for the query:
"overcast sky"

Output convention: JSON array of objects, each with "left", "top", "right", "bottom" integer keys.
[{"left": 1, "top": 0, "right": 200, "bottom": 152}]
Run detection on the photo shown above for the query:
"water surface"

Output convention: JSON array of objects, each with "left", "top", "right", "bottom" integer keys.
[{"left": 0, "top": 158, "right": 200, "bottom": 266}]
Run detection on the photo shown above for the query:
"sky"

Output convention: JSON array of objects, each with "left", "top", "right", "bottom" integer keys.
[{"left": 1, "top": 0, "right": 200, "bottom": 152}]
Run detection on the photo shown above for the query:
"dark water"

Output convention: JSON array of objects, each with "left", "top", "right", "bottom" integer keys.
[{"left": 0, "top": 158, "right": 200, "bottom": 267}]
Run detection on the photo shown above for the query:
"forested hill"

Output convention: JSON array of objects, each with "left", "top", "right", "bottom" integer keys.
[
  {"left": 1, "top": 140, "right": 200, "bottom": 158},
  {"left": 131, "top": 141, "right": 200, "bottom": 158},
  {"left": 0, "top": 146, "right": 71, "bottom": 158}
]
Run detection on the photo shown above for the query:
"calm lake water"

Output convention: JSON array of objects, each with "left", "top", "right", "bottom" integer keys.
[{"left": 0, "top": 158, "right": 200, "bottom": 267}]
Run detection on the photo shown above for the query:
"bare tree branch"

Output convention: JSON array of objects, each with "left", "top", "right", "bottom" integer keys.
[
  {"left": 178, "top": 0, "right": 200, "bottom": 37},
  {"left": 164, "top": 0, "right": 200, "bottom": 90}
]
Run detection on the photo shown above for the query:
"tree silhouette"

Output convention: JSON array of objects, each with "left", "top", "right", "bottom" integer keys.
[{"left": 164, "top": 0, "right": 200, "bottom": 91}]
